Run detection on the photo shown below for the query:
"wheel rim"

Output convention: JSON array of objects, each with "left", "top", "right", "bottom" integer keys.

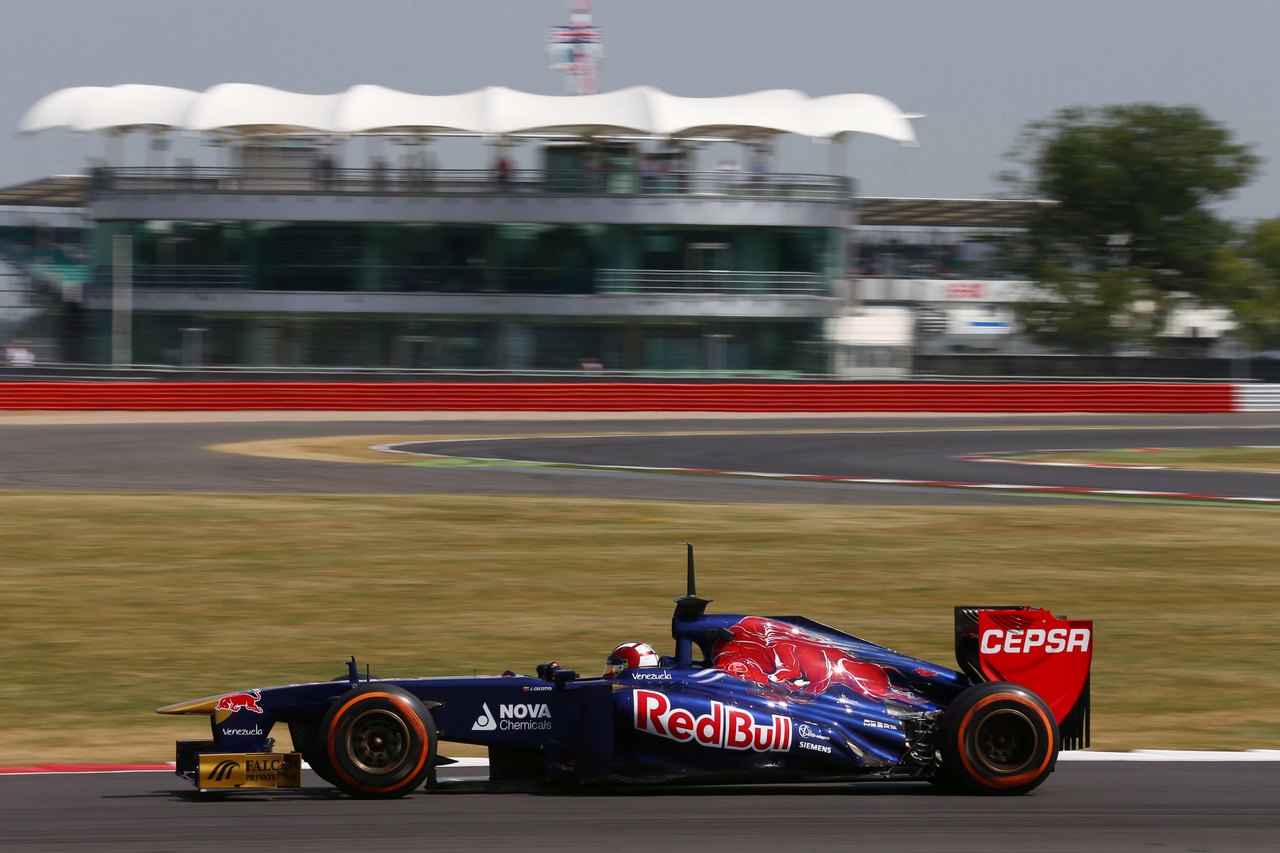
[
  {"left": 345, "top": 708, "right": 411, "bottom": 775},
  {"left": 973, "top": 708, "right": 1038, "bottom": 774}
]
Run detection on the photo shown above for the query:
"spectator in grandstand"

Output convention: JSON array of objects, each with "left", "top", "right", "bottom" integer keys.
[
  {"left": 718, "top": 159, "right": 740, "bottom": 193},
  {"left": 315, "top": 152, "right": 337, "bottom": 189},
  {"left": 582, "top": 149, "right": 603, "bottom": 192},
  {"left": 494, "top": 153, "right": 512, "bottom": 190},
  {"left": 642, "top": 154, "right": 661, "bottom": 192},
  {"left": 747, "top": 147, "right": 768, "bottom": 189}
]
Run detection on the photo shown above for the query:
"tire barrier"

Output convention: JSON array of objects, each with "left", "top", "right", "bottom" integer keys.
[{"left": 0, "top": 381, "right": 1246, "bottom": 412}]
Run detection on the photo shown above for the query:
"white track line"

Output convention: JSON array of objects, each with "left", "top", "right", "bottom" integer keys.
[{"left": 1059, "top": 750, "right": 1280, "bottom": 762}]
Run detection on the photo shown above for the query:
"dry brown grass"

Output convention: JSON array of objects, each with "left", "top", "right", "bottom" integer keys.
[{"left": 2, "top": 492, "right": 1277, "bottom": 763}]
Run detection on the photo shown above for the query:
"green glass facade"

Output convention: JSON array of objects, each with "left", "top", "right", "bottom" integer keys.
[
  {"left": 83, "top": 218, "right": 838, "bottom": 372},
  {"left": 91, "top": 220, "right": 834, "bottom": 295},
  {"left": 105, "top": 312, "right": 825, "bottom": 372}
]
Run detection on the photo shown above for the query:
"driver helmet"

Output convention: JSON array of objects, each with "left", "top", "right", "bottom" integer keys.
[{"left": 604, "top": 641, "right": 659, "bottom": 679}]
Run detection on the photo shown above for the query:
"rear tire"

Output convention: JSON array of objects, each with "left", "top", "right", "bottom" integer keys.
[
  {"left": 320, "top": 684, "right": 437, "bottom": 799},
  {"left": 940, "top": 681, "right": 1059, "bottom": 795}
]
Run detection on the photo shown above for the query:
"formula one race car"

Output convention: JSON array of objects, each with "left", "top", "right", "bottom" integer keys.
[{"left": 158, "top": 548, "right": 1092, "bottom": 797}]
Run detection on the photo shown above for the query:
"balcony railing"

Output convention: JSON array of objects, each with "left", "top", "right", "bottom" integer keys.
[
  {"left": 89, "top": 166, "right": 852, "bottom": 203},
  {"left": 109, "top": 264, "right": 250, "bottom": 288},
  {"left": 596, "top": 269, "right": 827, "bottom": 296},
  {"left": 90, "top": 264, "right": 831, "bottom": 297}
]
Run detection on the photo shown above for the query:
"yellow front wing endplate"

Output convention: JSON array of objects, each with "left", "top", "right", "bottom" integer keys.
[{"left": 197, "top": 752, "right": 302, "bottom": 791}]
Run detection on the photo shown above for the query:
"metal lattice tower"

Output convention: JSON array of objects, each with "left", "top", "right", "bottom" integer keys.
[{"left": 547, "top": 0, "right": 604, "bottom": 95}]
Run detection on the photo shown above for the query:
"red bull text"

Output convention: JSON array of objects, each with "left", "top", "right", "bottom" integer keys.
[{"left": 633, "top": 689, "right": 792, "bottom": 752}]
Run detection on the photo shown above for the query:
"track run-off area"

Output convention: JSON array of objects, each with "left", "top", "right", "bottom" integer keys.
[{"left": 3, "top": 410, "right": 1280, "bottom": 851}]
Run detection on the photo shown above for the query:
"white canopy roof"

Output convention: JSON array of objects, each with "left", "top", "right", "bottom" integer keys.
[{"left": 20, "top": 83, "right": 919, "bottom": 144}]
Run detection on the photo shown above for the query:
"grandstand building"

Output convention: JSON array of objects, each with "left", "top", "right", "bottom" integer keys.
[{"left": 1, "top": 84, "right": 1046, "bottom": 374}]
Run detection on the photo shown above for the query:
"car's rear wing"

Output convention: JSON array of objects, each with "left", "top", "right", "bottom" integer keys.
[{"left": 955, "top": 606, "right": 1092, "bottom": 750}]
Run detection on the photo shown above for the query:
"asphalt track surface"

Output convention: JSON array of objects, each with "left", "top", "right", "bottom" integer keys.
[
  {"left": 4, "top": 763, "right": 1278, "bottom": 852},
  {"left": 3, "top": 412, "right": 1280, "bottom": 505},
  {"left": 400, "top": 415, "right": 1280, "bottom": 504},
  {"left": 5, "top": 411, "right": 1280, "bottom": 850}
]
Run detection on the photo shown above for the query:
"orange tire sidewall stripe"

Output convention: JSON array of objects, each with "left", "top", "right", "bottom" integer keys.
[
  {"left": 326, "top": 691, "right": 431, "bottom": 794},
  {"left": 956, "top": 692, "right": 1054, "bottom": 789}
]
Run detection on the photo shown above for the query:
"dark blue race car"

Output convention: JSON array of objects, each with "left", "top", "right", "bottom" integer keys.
[{"left": 159, "top": 548, "right": 1092, "bottom": 797}]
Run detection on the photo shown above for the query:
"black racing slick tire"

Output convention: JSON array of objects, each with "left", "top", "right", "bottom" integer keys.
[
  {"left": 320, "top": 684, "right": 437, "bottom": 799},
  {"left": 287, "top": 718, "right": 341, "bottom": 788},
  {"left": 940, "top": 681, "right": 1059, "bottom": 796}
]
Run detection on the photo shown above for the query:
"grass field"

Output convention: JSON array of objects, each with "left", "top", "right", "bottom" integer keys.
[{"left": 2, "top": 491, "right": 1278, "bottom": 763}]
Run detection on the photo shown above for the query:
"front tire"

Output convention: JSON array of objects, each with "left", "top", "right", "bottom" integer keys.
[
  {"left": 320, "top": 684, "right": 437, "bottom": 799},
  {"left": 288, "top": 718, "right": 341, "bottom": 788},
  {"left": 940, "top": 681, "right": 1059, "bottom": 795}
]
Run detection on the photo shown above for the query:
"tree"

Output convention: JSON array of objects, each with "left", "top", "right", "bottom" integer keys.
[
  {"left": 1000, "top": 104, "right": 1261, "bottom": 352},
  {"left": 1223, "top": 219, "right": 1280, "bottom": 351},
  {"left": 1015, "top": 267, "right": 1167, "bottom": 355}
]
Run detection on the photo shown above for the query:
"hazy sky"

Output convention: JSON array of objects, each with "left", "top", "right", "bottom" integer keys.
[{"left": 2, "top": 0, "right": 1277, "bottom": 220}]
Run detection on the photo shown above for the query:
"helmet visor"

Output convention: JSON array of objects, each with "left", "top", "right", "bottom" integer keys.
[{"left": 604, "top": 654, "right": 628, "bottom": 679}]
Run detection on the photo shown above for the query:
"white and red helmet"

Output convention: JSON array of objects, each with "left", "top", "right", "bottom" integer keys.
[{"left": 604, "top": 641, "right": 659, "bottom": 679}]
